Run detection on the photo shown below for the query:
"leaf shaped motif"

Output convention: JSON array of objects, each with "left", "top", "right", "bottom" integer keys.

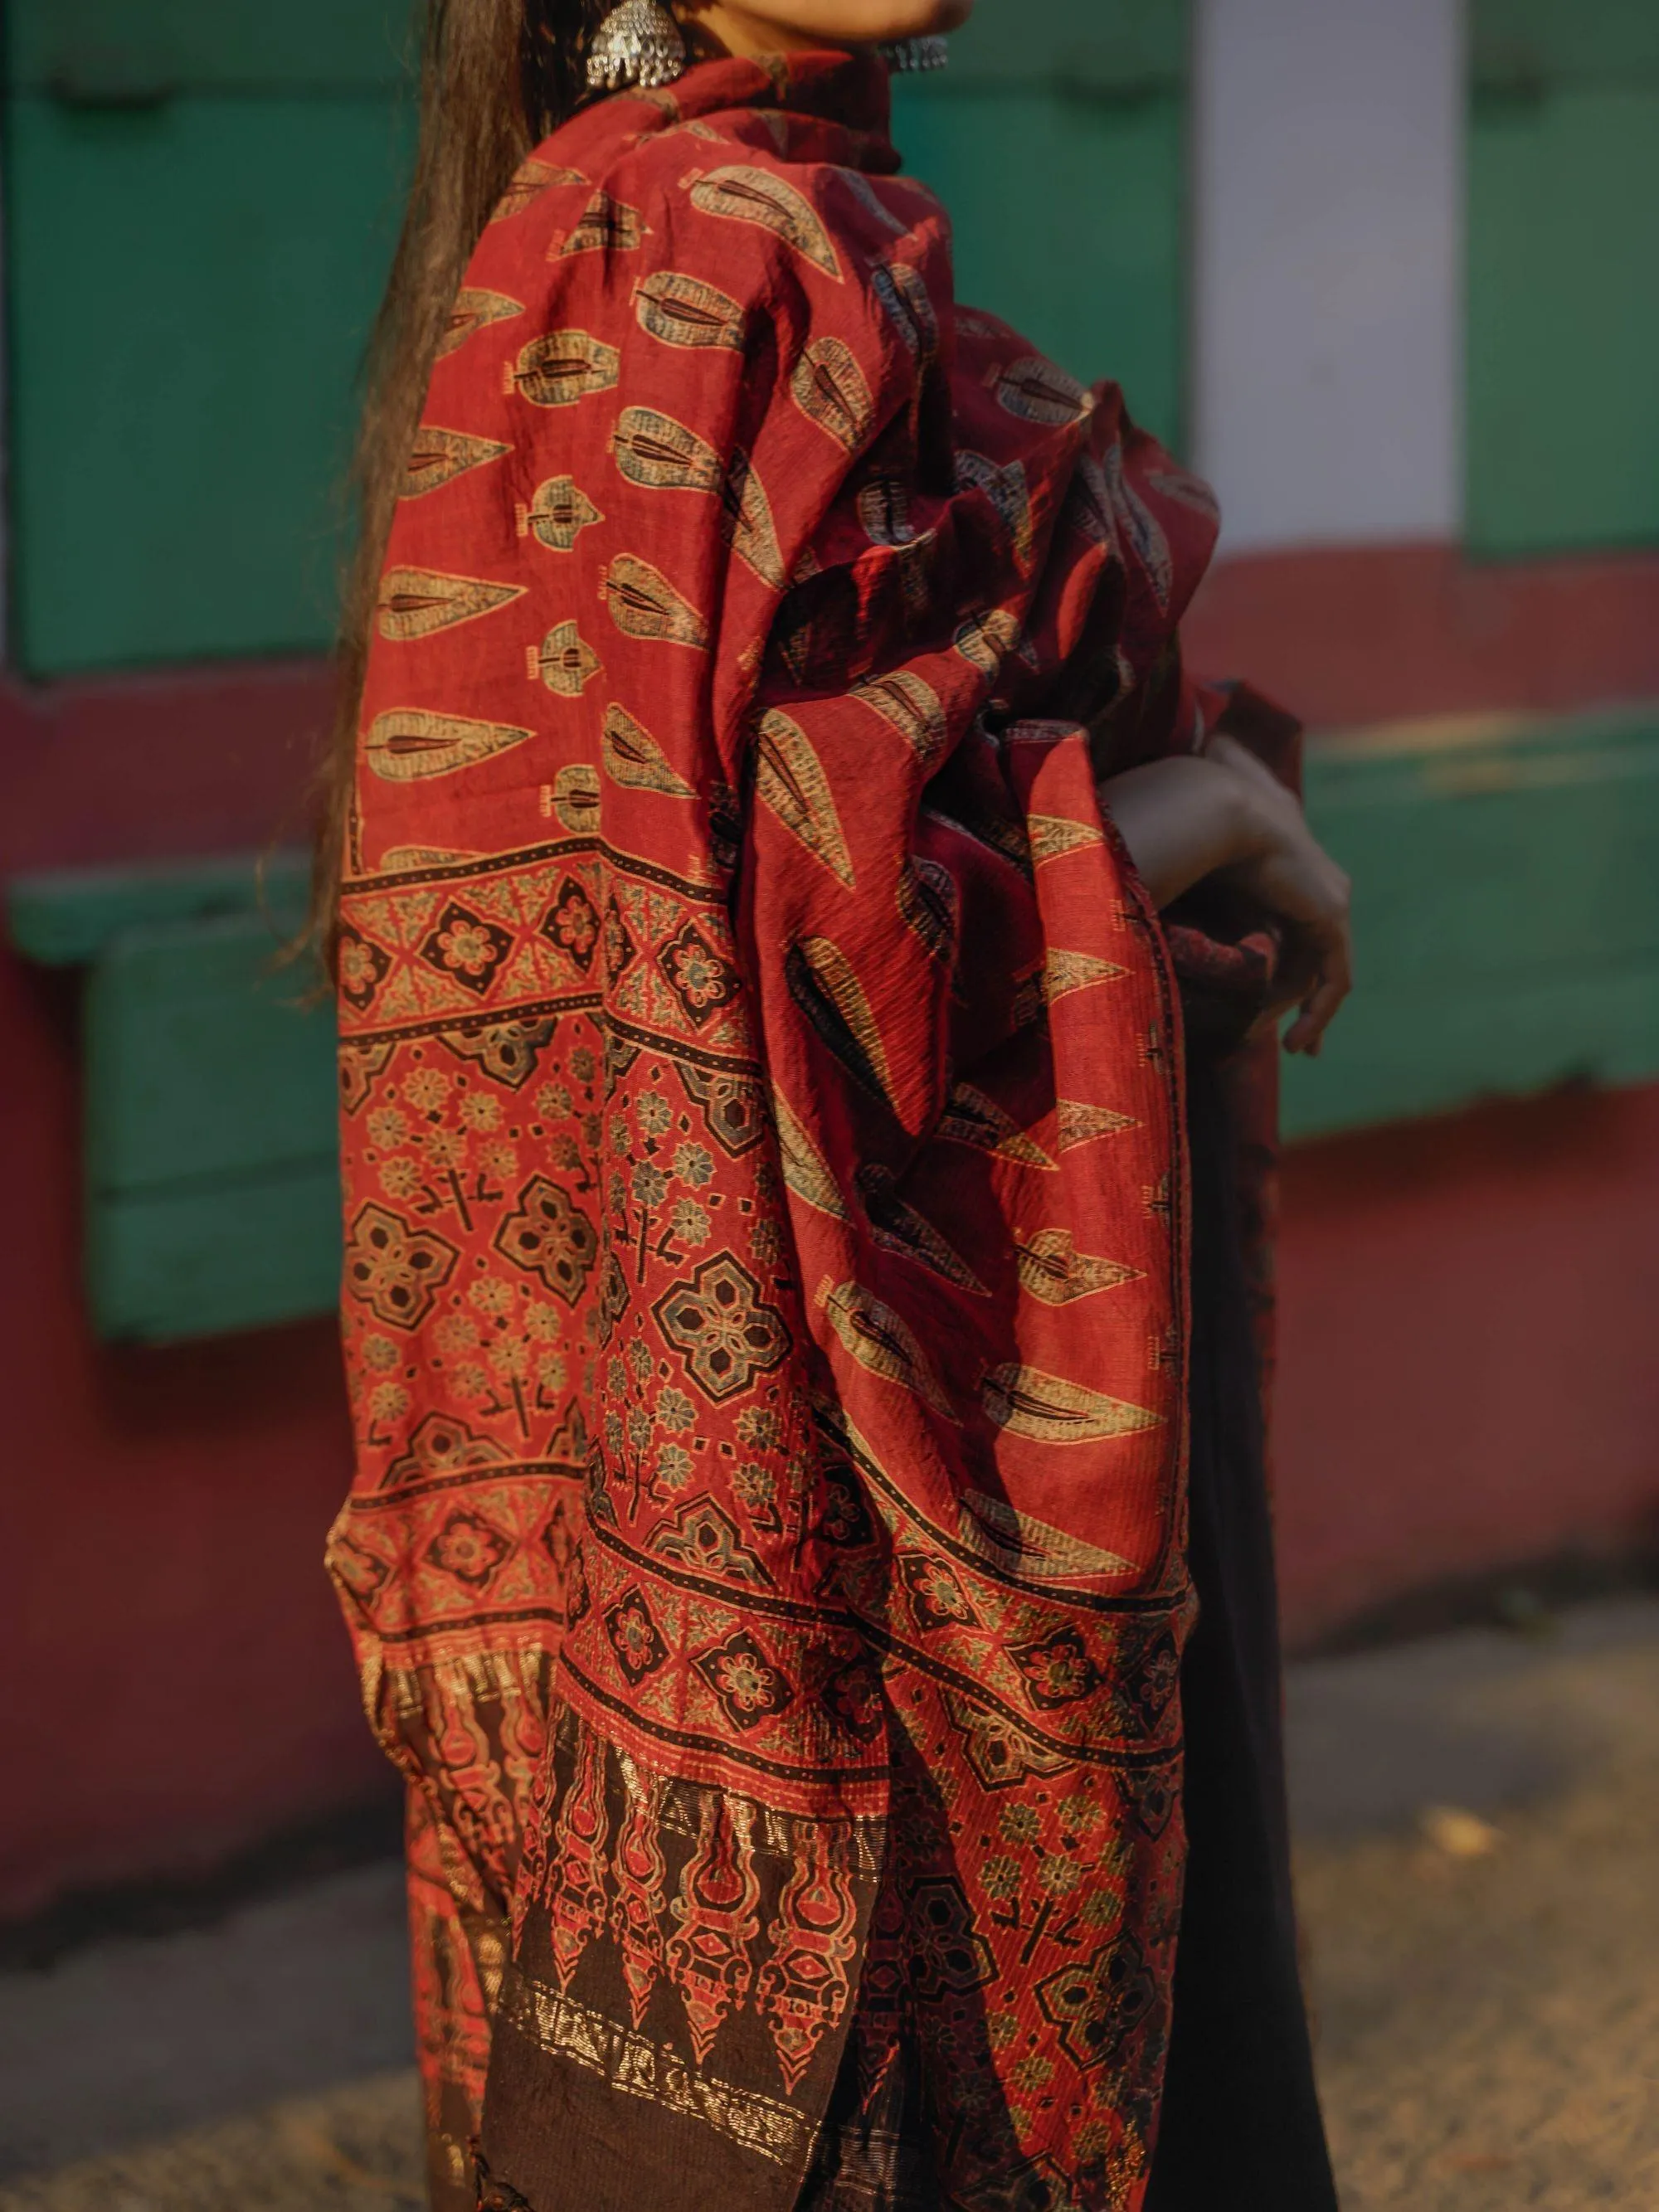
[
  {"left": 437, "top": 289, "right": 523, "bottom": 358},
  {"left": 364, "top": 711, "right": 532, "bottom": 781},
  {"left": 551, "top": 763, "right": 601, "bottom": 834},
  {"left": 634, "top": 270, "right": 747, "bottom": 351},
  {"left": 1014, "top": 1229, "right": 1141, "bottom": 1307},
  {"left": 377, "top": 566, "right": 525, "bottom": 641},
  {"left": 956, "top": 1490, "right": 1136, "bottom": 1581},
  {"left": 937, "top": 1082, "right": 1054, "bottom": 1169},
  {"left": 555, "top": 190, "right": 645, "bottom": 255},
  {"left": 771, "top": 1090, "right": 848, "bottom": 1221},
  {"left": 955, "top": 451, "right": 1036, "bottom": 572},
  {"left": 601, "top": 703, "right": 693, "bottom": 796},
  {"left": 1029, "top": 814, "right": 1105, "bottom": 865},
  {"left": 1148, "top": 466, "right": 1221, "bottom": 523},
  {"left": 612, "top": 406, "right": 723, "bottom": 494},
  {"left": 531, "top": 622, "right": 602, "bottom": 695},
  {"left": 1044, "top": 950, "right": 1126, "bottom": 1002},
  {"left": 851, "top": 670, "right": 948, "bottom": 764},
  {"left": 377, "top": 844, "right": 482, "bottom": 873},
  {"left": 859, "top": 1166, "right": 986, "bottom": 1295},
  {"left": 491, "top": 158, "right": 585, "bottom": 221},
  {"left": 791, "top": 337, "right": 876, "bottom": 453},
  {"left": 982, "top": 1365, "right": 1161, "bottom": 1445},
  {"left": 922, "top": 798, "right": 1031, "bottom": 876},
  {"left": 688, "top": 165, "right": 842, "bottom": 280},
  {"left": 510, "top": 330, "right": 620, "bottom": 407},
  {"left": 953, "top": 606, "right": 1021, "bottom": 679},
  {"left": 868, "top": 259, "right": 938, "bottom": 361},
  {"left": 993, "top": 355, "right": 1089, "bottom": 426},
  {"left": 602, "top": 553, "right": 709, "bottom": 649},
  {"left": 720, "top": 451, "right": 786, "bottom": 589},
  {"left": 1056, "top": 1100, "right": 1136, "bottom": 1150},
  {"left": 895, "top": 854, "right": 957, "bottom": 963},
  {"left": 524, "top": 475, "right": 604, "bottom": 552},
  {"left": 401, "top": 426, "right": 511, "bottom": 499},
  {"left": 819, "top": 1281, "right": 956, "bottom": 1419},
  {"left": 754, "top": 712, "right": 854, "bottom": 887},
  {"left": 834, "top": 166, "right": 909, "bottom": 236},
  {"left": 1101, "top": 442, "right": 1175, "bottom": 611},
  {"left": 786, "top": 938, "right": 892, "bottom": 1103},
  {"left": 856, "top": 479, "right": 917, "bottom": 546}
]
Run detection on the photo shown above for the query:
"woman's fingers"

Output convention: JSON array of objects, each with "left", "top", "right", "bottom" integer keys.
[{"left": 1282, "top": 922, "right": 1352, "bottom": 1055}]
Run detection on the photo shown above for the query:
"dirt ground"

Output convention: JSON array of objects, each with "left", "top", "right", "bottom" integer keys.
[{"left": 3, "top": 1599, "right": 1656, "bottom": 2211}]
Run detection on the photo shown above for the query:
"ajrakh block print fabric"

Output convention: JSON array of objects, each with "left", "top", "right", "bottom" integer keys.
[{"left": 328, "top": 47, "right": 1231, "bottom": 2212}]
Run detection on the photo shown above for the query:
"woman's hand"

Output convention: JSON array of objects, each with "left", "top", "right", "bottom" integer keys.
[
  {"left": 1203, "top": 733, "right": 1352, "bottom": 1055},
  {"left": 1098, "top": 736, "right": 1352, "bottom": 1056}
]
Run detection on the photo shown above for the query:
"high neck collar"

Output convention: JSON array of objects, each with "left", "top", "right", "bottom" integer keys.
[
  {"left": 582, "top": 46, "right": 898, "bottom": 168},
  {"left": 679, "top": 46, "right": 892, "bottom": 129}
]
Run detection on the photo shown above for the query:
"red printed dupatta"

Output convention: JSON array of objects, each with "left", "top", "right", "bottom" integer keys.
[{"left": 327, "top": 48, "right": 1224, "bottom": 2212}]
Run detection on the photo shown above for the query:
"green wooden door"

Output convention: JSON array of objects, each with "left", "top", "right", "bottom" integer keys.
[
  {"left": 892, "top": 0, "right": 1189, "bottom": 452},
  {"left": 1467, "top": 0, "right": 1659, "bottom": 557},
  {"left": 3, "top": 0, "right": 416, "bottom": 675}
]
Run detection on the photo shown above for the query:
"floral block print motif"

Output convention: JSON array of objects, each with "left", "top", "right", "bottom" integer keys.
[{"left": 329, "top": 46, "right": 1233, "bottom": 2212}]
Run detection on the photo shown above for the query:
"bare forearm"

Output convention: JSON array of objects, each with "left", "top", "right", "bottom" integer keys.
[
  {"left": 1097, "top": 756, "right": 1259, "bottom": 909},
  {"left": 1098, "top": 741, "right": 1355, "bottom": 1054}
]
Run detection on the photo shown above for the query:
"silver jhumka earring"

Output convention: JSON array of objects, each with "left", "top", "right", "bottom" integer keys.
[
  {"left": 586, "top": 0, "right": 688, "bottom": 94},
  {"left": 876, "top": 36, "right": 951, "bottom": 72}
]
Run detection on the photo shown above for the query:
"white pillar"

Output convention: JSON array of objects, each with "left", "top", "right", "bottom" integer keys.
[{"left": 1190, "top": 0, "right": 1466, "bottom": 556}]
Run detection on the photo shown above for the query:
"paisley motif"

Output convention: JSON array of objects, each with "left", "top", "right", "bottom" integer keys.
[
  {"left": 362, "top": 710, "right": 533, "bottom": 781},
  {"left": 687, "top": 164, "right": 842, "bottom": 280},
  {"left": 510, "top": 330, "right": 620, "bottom": 407},
  {"left": 530, "top": 622, "right": 603, "bottom": 695},
  {"left": 437, "top": 288, "right": 523, "bottom": 359},
  {"left": 377, "top": 567, "right": 526, "bottom": 642},
  {"left": 981, "top": 1365, "right": 1162, "bottom": 1445},
  {"left": 753, "top": 711, "right": 854, "bottom": 887},
  {"left": 851, "top": 670, "right": 948, "bottom": 764},
  {"left": 611, "top": 406, "right": 723, "bottom": 495},
  {"left": 601, "top": 554, "right": 710, "bottom": 649},
  {"left": 1013, "top": 1228, "right": 1141, "bottom": 1306},
  {"left": 601, "top": 702, "right": 694, "bottom": 796},
  {"left": 634, "top": 270, "right": 747, "bottom": 351},
  {"left": 523, "top": 476, "right": 605, "bottom": 552},
  {"left": 790, "top": 336, "right": 876, "bottom": 453},
  {"left": 818, "top": 1281, "right": 956, "bottom": 1419},
  {"left": 554, "top": 191, "right": 645, "bottom": 256},
  {"left": 401, "top": 426, "right": 511, "bottom": 499}
]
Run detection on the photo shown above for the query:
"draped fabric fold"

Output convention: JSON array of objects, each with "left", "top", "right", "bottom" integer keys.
[{"left": 329, "top": 49, "right": 1228, "bottom": 2211}]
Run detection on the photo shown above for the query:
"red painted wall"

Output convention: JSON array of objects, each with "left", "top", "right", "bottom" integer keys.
[
  {"left": 1276, "top": 1086, "right": 1659, "bottom": 1646},
  {"left": 1185, "top": 542, "right": 1659, "bottom": 730},
  {"left": 5, "top": 547, "right": 1659, "bottom": 1915},
  {"left": 1, "top": 662, "right": 387, "bottom": 1923}
]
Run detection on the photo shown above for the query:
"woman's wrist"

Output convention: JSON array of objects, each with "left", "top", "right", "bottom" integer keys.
[{"left": 1097, "top": 754, "right": 1261, "bottom": 910}]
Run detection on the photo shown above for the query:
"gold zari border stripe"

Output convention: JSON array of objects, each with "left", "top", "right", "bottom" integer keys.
[{"left": 499, "top": 1965, "right": 813, "bottom": 2169}]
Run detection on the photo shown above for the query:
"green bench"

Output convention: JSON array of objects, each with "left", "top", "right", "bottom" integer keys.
[
  {"left": 10, "top": 702, "right": 1658, "bottom": 1343},
  {"left": 9, "top": 853, "right": 340, "bottom": 1342}
]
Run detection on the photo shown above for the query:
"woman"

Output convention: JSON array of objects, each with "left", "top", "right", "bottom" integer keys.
[{"left": 322, "top": 4, "right": 1352, "bottom": 2208}]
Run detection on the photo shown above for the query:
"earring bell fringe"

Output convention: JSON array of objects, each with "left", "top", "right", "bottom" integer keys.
[
  {"left": 876, "top": 36, "right": 951, "bottom": 73},
  {"left": 586, "top": 0, "right": 688, "bottom": 95}
]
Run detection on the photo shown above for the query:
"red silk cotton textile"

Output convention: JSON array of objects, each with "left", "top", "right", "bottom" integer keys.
[{"left": 328, "top": 50, "right": 1226, "bottom": 2212}]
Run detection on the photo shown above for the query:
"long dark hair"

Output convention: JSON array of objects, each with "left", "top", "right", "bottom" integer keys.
[{"left": 309, "top": 0, "right": 608, "bottom": 966}]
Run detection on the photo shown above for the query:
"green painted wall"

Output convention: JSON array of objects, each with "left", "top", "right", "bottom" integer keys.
[
  {"left": 2, "top": 1, "right": 415, "bottom": 676},
  {"left": 1285, "top": 706, "right": 1659, "bottom": 1138},
  {"left": 893, "top": 0, "right": 1188, "bottom": 452},
  {"left": 1467, "top": 0, "right": 1659, "bottom": 557},
  {"left": 3, "top": 0, "right": 1185, "bottom": 677}
]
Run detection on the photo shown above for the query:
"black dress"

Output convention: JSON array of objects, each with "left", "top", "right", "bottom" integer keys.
[{"left": 1142, "top": 1043, "right": 1339, "bottom": 2210}]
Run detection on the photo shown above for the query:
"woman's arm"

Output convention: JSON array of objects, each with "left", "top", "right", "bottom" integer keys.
[{"left": 1099, "top": 738, "right": 1353, "bottom": 1054}]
